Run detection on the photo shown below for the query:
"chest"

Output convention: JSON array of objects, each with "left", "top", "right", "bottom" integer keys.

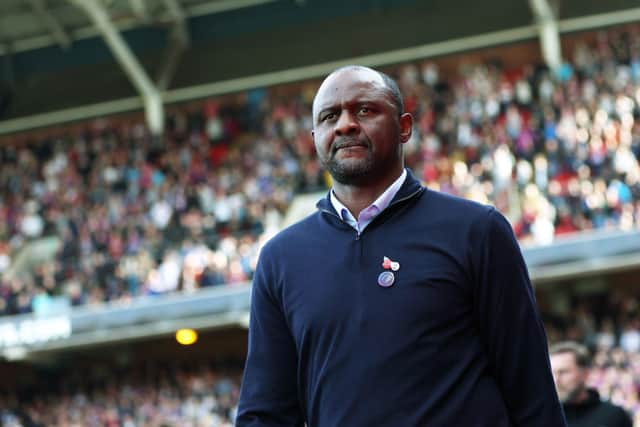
[{"left": 280, "top": 233, "right": 474, "bottom": 348}]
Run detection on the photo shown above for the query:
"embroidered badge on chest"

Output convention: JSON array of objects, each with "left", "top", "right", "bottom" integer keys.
[{"left": 378, "top": 256, "right": 400, "bottom": 287}]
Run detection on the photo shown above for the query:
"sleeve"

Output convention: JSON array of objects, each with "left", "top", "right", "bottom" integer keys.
[
  {"left": 471, "top": 208, "right": 567, "bottom": 427},
  {"left": 235, "top": 249, "right": 305, "bottom": 427}
]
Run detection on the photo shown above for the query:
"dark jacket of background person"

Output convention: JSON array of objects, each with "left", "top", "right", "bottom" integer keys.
[
  {"left": 236, "top": 171, "right": 566, "bottom": 427},
  {"left": 563, "top": 389, "right": 632, "bottom": 427}
]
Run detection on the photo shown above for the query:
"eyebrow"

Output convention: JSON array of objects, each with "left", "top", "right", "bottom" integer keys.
[{"left": 315, "top": 99, "right": 386, "bottom": 115}]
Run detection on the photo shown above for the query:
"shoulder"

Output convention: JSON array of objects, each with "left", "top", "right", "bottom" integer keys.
[
  {"left": 597, "top": 400, "right": 633, "bottom": 425},
  {"left": 418, "top": 191, "right": 522, "bottom": 266},
  {"left": 423, "top": 188, "right": 493, "bottom": 215},
  {"left": 252, "top": 212, "right": 323, "bottom": 296},
  {"left": 420, "top": 188, "right": 502, "bottom": 230},
  {"left": 259, "top": 211, "right": 323, "bottom": 259}
]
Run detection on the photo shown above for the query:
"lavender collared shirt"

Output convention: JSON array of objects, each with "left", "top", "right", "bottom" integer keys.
[{"left": 330, "top": 169, "right": 407, "bottom": 235}]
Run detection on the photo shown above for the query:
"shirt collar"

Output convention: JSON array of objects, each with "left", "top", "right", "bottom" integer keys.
[{"left": 330, "top": 168, "right": 407, "bottom": 224}]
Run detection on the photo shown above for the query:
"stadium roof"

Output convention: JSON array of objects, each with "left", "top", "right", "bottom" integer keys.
[
  {"left": 1, "top": 0, "right": 640, "bottom": 134},
  {"left": 1, "top": 0, "right": 638, "bottom": 57},
  {"left": 0, "top": 0, "right": 276, "bottom": 55}
]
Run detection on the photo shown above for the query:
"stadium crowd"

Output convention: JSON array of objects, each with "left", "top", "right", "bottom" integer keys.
[
  {"left": 3, "top": 290, "right": 640, "bottom": 426},
  {"left": 0, "top": 27, "right": 639, "bottom": 319},
  {"left": 0, "top": 362, "right": 241, "bottom": 427}
]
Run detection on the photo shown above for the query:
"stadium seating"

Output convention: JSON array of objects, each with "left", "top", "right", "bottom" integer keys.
[
  {"left": 2, "top": 26, "right": 640, "bottom": 426},
  {"left": 1, "top": 26, "right": 639, "bottom": 317}
]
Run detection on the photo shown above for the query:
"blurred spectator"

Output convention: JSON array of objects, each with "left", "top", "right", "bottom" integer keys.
[
  {"left": 0, "top": 362, "right": 241, "bottom": 427},
  {"left": 550, "top": 341, "right": 633, "bottom": 427}
]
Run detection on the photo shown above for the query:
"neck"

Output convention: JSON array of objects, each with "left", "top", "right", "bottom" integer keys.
[{"left": 332, "top": 166, "right": 403, "bottom": 218}]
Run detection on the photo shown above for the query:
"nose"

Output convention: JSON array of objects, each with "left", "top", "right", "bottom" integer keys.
[{"left": 334, "top": 111, "right": 359, "bottom": 136}]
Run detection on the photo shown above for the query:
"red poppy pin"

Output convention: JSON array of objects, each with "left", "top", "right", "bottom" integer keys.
[{"left": 382, "top": 256, "right": 400, "bottom": 271}]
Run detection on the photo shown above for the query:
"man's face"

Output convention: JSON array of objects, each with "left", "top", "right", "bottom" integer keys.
[
  {"left": 311, "top": 68, "right": 411, "bottom": 186},
  {"left": 550, "top": 352, "right": 587, "bottom": 403}
]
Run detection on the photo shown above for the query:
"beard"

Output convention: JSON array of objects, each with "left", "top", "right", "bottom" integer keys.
[
  {"left": 320, "top": 137, "right": 375, "bottom": 185},
  {"left": 323, "top": 154, "right": 375, "bottom": 185}
]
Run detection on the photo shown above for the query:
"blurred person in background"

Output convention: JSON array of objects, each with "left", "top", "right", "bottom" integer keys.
[
  {"left": 237, "top": 65, "right": 566, "bottom": 426},
  {"left": 550, "top": 341, "right": 632, "bottom": 427}
]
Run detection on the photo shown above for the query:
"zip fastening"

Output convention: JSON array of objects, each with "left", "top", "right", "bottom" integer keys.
[
  {"left": 319, "top": 187, "right": 424, "bottom": 240},
  {"left": 319, "top": 207, "right": 361, "bottom": 240}
]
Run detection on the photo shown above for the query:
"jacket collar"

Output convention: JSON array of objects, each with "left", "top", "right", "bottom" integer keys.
[{"left": 316, "top": 168, "right": 424, "bottom": 214}]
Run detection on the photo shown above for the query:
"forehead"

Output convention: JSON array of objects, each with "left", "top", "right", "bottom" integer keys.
[
  {"left": 550, "top": 352, "right": 578, "bottom": 368},
  {"left": 313, "top": 69, "right": 391, "bottom": 112}
]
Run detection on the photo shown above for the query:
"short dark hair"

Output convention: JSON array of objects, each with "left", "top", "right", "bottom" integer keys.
[
  {"left": 326, "top": 65, "right": 405, "bottom": 115},
  {"left": 549, "top": 341, "right": 591, "bottom": 368}
]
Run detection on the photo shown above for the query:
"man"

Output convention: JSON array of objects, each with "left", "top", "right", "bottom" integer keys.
[
  {"left": 236, "top": 65, "right": 566, "bottom": 426},
  {"left": 550, "top": 341, "right": 632, "bottom": 427}
]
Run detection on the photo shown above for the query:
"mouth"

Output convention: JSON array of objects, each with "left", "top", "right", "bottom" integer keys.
[{"left": 332, "top": 139, "right": 369, "bottom": 154}]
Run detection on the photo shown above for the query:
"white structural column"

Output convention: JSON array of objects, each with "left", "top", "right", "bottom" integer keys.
[
  {"left": 68, "top": 0, "right": 164, "bottom": 135},
  {"left": 529, "top": 0, "right": 562, "bottom": 73}
]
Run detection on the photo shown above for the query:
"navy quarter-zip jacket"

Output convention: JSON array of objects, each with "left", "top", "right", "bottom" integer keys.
[{"left": 237, "top": 170, "right": 566, "bottom": 427}]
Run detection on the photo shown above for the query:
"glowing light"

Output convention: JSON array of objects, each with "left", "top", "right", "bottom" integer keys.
[{"left": 176, "top": 329, "right": 198, "bottom": 346}]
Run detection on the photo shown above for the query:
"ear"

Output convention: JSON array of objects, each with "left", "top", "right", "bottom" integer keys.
[{"left": 399, "top": 113, "right": 413, "bottom": 144}]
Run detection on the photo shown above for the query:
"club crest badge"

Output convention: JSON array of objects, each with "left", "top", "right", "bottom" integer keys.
[{"left": 377, "top": 271, "right": 395, "bottom": 287}]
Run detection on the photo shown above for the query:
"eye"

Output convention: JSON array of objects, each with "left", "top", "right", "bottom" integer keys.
[
  {"left": 358, "top": 106, "right": 371, "bottom": 115},
  {"left": 321, "top": 112, "right": 336, "bottom": 122}
]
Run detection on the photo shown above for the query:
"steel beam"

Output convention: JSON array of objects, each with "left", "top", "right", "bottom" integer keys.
[
  {"left": 156, "top": 0, "right": 189, "bottom": 90},
  {"left": 27, "top": 0, "right": 72, "bottom": 50},
  {"left": 68, "top": 0, "right": 164, "bottom": 135}
]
